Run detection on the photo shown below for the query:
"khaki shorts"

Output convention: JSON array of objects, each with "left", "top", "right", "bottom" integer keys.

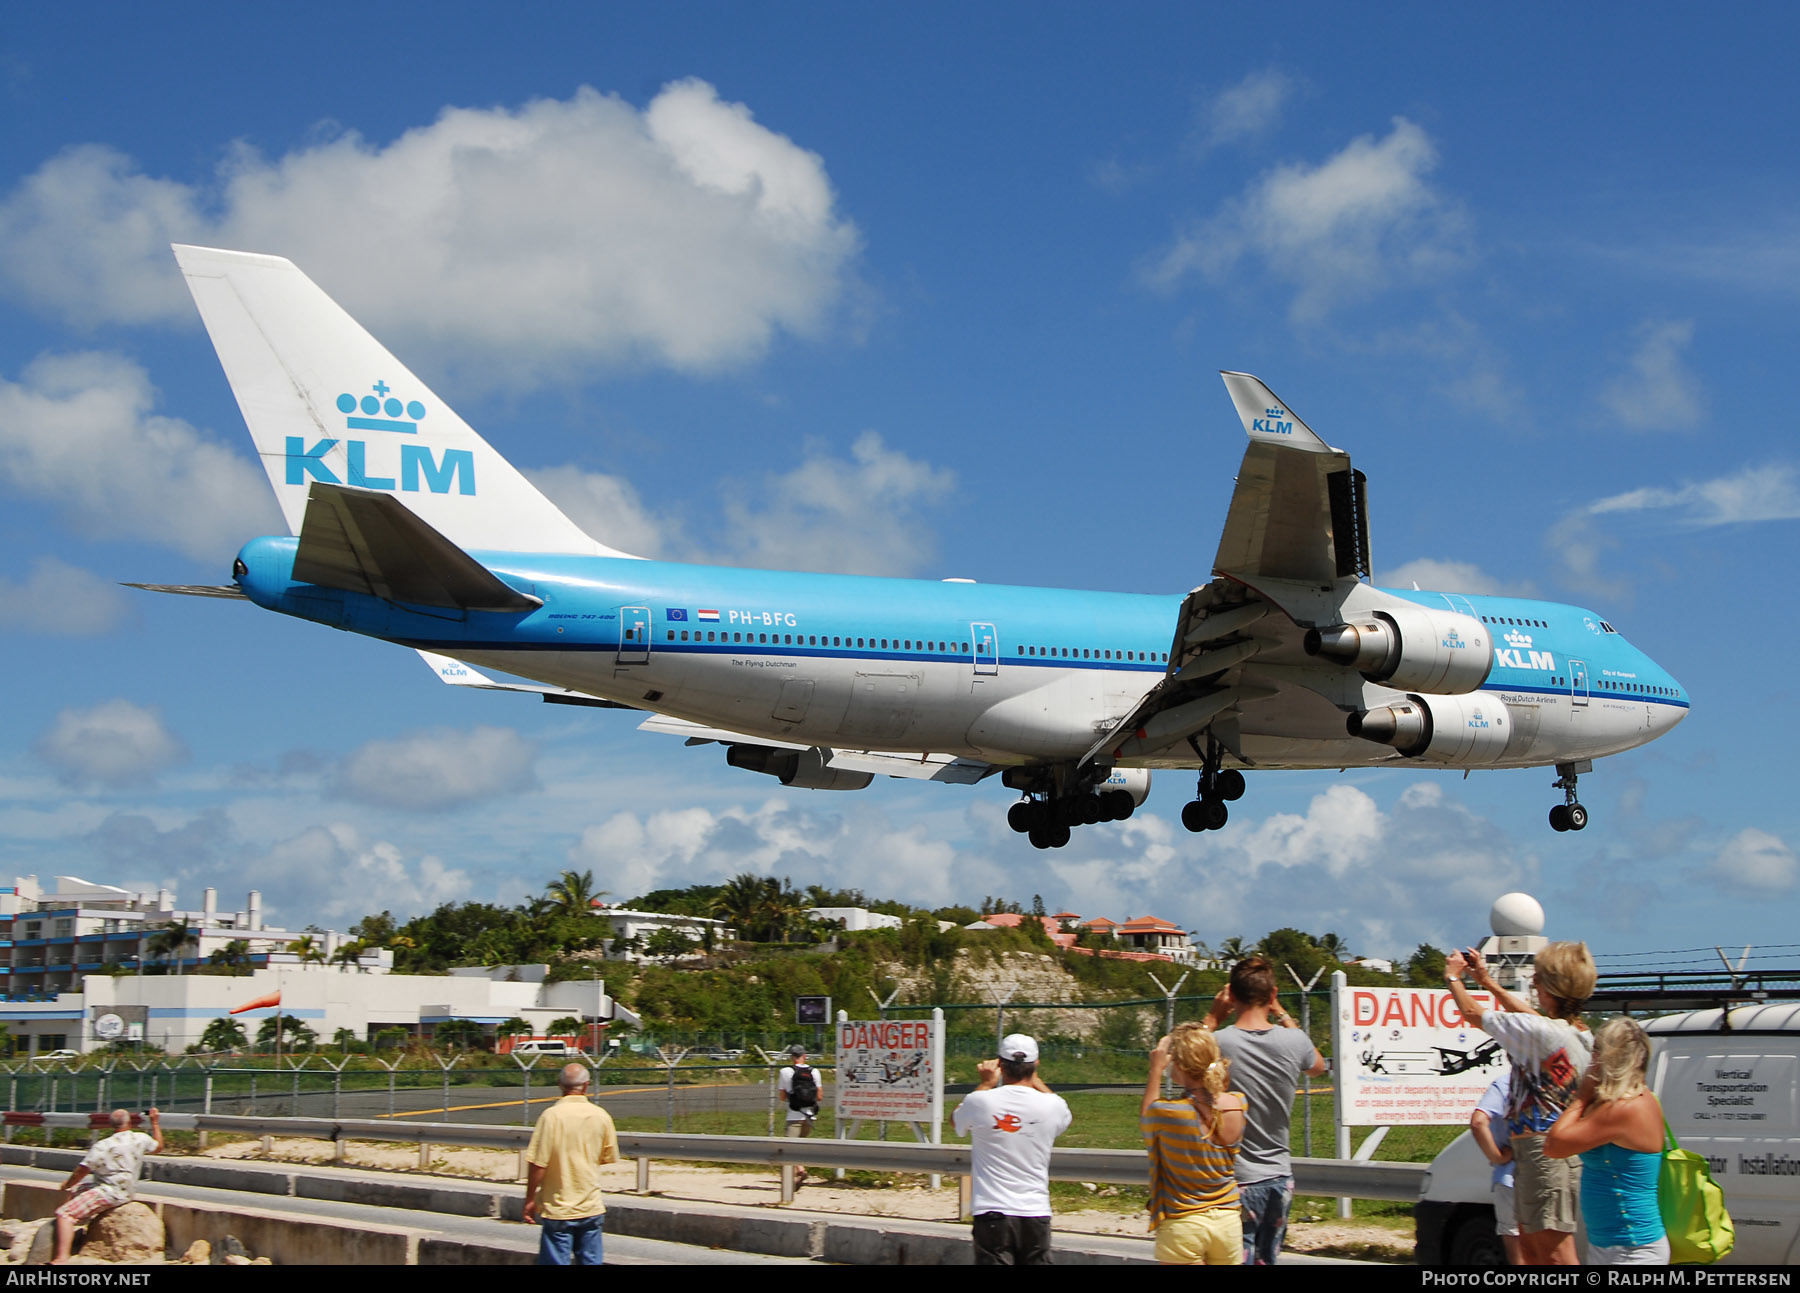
[
  {"left": 784, "top": 1119, "right": 814, "bottom": 1138},
  {"left": 1512, "top": 1135, "right": 1582, "bottom": 1235},
  {"left": 1494, "top": 1181, "right": 1518, "bottom": 1237},
  {"left": 1154, "top": 1208, "right": 1243, "bottom": 1265}
]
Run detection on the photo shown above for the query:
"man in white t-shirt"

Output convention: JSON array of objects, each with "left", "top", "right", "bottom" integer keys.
[
  {"left": 951, "top": 1034, "right": 1073, "bottom": 1265},
  {"left": 52, "top": 1107, "right": 162, "bottom": 1264},
  {"left": 778, "top": 1044, "right": 821, "bottom": 1188}
]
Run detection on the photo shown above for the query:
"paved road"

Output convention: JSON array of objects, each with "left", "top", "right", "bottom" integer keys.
[{"left": 0, "top": 1162, "right": 811, "bottom": 1265}]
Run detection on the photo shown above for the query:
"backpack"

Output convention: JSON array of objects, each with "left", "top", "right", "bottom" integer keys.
[
  {"left": 1661, "top": 1122, "right": 1734, "bottom": 1264},
  {"left": 787, "top": 1064, "right": 819, "bottom": 1112}
]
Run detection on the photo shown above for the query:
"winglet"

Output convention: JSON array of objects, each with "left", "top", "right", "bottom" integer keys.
[{"left": 1220, "top": 372, "right": 1336, "bottom": 453}]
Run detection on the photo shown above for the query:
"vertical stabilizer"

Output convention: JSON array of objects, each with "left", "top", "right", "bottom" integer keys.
[{"left": 172, "top": 244, "right": 632, "bottom": 557}]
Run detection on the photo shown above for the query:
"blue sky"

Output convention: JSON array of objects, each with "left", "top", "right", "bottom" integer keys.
[{"left": 1, "top": 5, "right": 1796, "bottom": 968}]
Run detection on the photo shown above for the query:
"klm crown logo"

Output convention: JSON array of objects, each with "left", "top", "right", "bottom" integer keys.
[
  {"left": 285, "top": 379, "right": 474, "bottom": 497},
  {"left": 335, "top": 380, "right": 426, "bottom": 434},
  {"left": 1504, "top": 629, "right": 1533, "bottom": 649},
  {"left": 1251, "top": 405, "right": 1295, "bottom": 436}
]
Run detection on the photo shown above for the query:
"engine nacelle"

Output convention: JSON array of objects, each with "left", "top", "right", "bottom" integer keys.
[
  {"left": 1305, "top": 606, "right": 1491, "bottom": 694},
  {"left": 725, "top": 744, "right": 873, "bottom": 791},
  {"left": 1348, "top": 692, "right": 1525, "bottom": 765},
  {"left": 1096, "top": 767, "right": 1153, "bottom": 806}
]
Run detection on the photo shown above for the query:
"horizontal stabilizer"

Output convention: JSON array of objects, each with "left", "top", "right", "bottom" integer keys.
[
  {"left": 123, "top": 583, "right": 248, "bottom": 600},
  {"left": 297, "top": 483, "right": 540, "bottom": 612},
  {"left": 415, "top": 650, "right": 631, "bottom": 708}
]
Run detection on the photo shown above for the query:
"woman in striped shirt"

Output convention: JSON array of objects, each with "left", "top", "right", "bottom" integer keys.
[{"left": 1141, "top": 1022, "right": 1248, "bottom": 1264}]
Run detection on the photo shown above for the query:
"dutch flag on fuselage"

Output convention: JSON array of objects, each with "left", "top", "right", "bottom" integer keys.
[{"left": 697, "top": 609, "right": 720, "bottom": 621}]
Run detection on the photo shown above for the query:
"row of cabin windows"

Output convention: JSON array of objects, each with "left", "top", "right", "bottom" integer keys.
[
  {"left": 1020, "top": 646, "right": 1166, "bottom": 662},
  {"left": 670, "top": 630, "right": 974, "bottom": 651},
  {"left": 662, "top": 629, "right": 1167, "bottom": 662},
  {"left": 1484, "top": 615, "right": 1548, "bottom": 628},
  {"left": 1600, "top": 679, "right": 1677, "bottom": 697}
]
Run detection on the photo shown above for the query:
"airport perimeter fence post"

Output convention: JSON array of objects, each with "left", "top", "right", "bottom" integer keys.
[
  {"left": 1329, "top": 969, "right": 1351, "bottom": 1220},
  {"left": 1286, "top": 965, "right": 1326, "bottom": 1158},
  {"left": 658, "top": 1047, "right": 690, "bottom": 1134},
  {"left": 433, "top": 1052, "right": 462, "bottom": 1123},
  {"left": 514, "top": 1052, "right": 541, "bottom": 1126},
  {"left": 199, "top": 1065, "right": 213, "bottom": 1150},
  {"left": 1147, "top": 971, "right": 1190, "bottom": 1096}
]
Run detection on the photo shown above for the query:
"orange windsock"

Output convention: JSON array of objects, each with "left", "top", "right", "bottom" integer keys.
[{"left": 230, "top": 989, "right": 282, "bottom": 1015}]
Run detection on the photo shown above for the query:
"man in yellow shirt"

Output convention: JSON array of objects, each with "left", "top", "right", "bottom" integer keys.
[{"left": 523, "top": 1063, "right": 621, "bottom": 1264}]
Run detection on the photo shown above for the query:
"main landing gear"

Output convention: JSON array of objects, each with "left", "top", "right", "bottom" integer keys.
[
  {"left": 1548, "top": 760, "right": 1591, "bottom": 832},
  {"left": 1181, "top": 741, "right": 1244, "bottom": 833},
  {"left": 1007, "top": 790, "right": 1138, "bottom": 850}
]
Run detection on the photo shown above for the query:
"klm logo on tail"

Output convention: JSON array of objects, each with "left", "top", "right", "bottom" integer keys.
[
  {"left": 286, "top": 380, "right": 476, "bottom": 496},
  {"left": 1252, "top": 405, "right": 1296, "bottom": 436}
]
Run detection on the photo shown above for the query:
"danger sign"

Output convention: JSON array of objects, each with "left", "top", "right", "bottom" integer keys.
[
  {"left": 1334, "top": 985, "right": 1508, "bottom": 1125},
  {"left": 836, "top": 1019, "right": 938, "bottom": 1122}
]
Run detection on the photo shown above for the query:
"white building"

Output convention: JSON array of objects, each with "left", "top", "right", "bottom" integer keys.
[
  {"left": 0, "top": 964, "right": 629, "bottom": 1057},
  {"left": 807, "top": 907, "right": 903, "bottom": 932},
  {"left": 593, "top": 908, "right": 734, "bottom": 962},
  {"left": 0, "top": 875, "right": 386, "bottom": 1001}
]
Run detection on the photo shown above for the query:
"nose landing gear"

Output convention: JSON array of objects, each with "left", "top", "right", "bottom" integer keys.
[{"left": 1548, "top": 761, "right": 1590, "bottom": 832}]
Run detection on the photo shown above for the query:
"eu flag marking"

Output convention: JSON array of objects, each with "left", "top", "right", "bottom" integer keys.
[{"left": 666, "top": 608, "right": 688, "bottom": 621}]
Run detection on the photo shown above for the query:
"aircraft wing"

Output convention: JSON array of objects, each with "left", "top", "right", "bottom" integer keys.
[
  {"left": 638, "top": 715, "right": 994, "bottom": 782},
  {"left": 1081, "top": 373, "right": 1371, "bottom": 768},
  {"left": 123, "top": 583, "right": 249, "bottom": 600},
  {"left": 295, "top": 482, "right": 541, "bottom": 613},
  {"left": 1213, "top": 372, "right": 1370, "bottom": 586},
  {"left": 416, "top": 651, "right": 634, "bottom": 709}
]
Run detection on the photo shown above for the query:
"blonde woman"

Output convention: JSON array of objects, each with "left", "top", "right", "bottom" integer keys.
[
  {"left": 1545, "top": 1018, "right": 1668, "bottom": 1265},
  {"left": 1141, "top": 1022, "right": 1248, "bottom": 1264},
  {"left": 1445, "top": 940, "right": 1595, "bottom": 1265}
]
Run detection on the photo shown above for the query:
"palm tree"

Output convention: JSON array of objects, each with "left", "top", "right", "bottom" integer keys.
[
  {"left": 1318, "top": 932, "right": 1349, "bottom": 961},
  {"left": 1217, "top": 935, "right": 1252, "bottom": 963},
  {"left": 286, "top": 934, "right": 326, "bottom": 966},
  {"left": 546, "top": 869, "right": 606, "bottom": 917},
  {"left": 199, "top": 1016, "right": 247, "bottom": 1053},
  {"left": 711, "top": 873, "right": 772, "bottom": 941},
  {"left": 330, "top": 941, "right": 367, "bottom": 973},
  {"left": 148, "top": 919, "right": 195, "bottom": 974},
  {"left": 208, "top": 939, "right": 251, "bottom": 976}
]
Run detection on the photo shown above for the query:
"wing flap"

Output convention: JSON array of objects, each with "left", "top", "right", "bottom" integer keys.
[
  {"left": 294, "top": 483, "right": 540, "bottom": 612},
  {"left": 826, "top": 750, "right": 993, "bottom": 784}
]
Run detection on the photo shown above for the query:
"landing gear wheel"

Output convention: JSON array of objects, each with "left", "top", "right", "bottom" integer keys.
[
  {"left": 1108, "top": 790, "right": 1135, "bottom": 820},
  {"left": 1200, "top": 799, "right": 1229, "bottom": 831},
  {"left": 1181, "top": 800, "right": 1208, "bottom": 833},
  {"left": 1549, "top": 804, "right": 1571, "bottom": 832},
  {"left": 1567, "top": 803, "right": 1589, "bottom": 831},
  {"left": 1077, "top": 796, "right": 1101, "bottom": 826},
  {"left": 1047, "top": 823, "right": 1071, "bottom": 849},
  {"left": 1008, "top": 801, "right": 1034, "bottom": 833},
  {"left": 1217, "top": 769, "right": 1246, "bottom": 802}
]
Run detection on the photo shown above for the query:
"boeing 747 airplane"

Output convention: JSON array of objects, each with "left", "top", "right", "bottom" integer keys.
[{"left": 134, "top": 246, "right": 1689, "bottom": 848}]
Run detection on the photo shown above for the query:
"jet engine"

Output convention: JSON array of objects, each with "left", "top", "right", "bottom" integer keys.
[
  {"left": 1305, "top": 606, "right": 1491, "bottom": 694},
  {"left": 725, "top": 744, "right": 873, "bottom": 791},
  {"left": 1096, "top": 767, "right": 1153, "bottom": 806},
  {"left": 1347, "top": 692, "right": 1526, "bottom": 764}
]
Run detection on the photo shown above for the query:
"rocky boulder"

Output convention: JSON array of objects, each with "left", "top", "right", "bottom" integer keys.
[{"left": 79, "top": 1203, "right": 163, "bottom": 1263}]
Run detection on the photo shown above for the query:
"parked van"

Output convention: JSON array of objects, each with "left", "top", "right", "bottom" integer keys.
[
  {"left": 508, "top": 1038, "right": 576, "bottom": 1057},
  {"left": 1416, "top": 1002, "right": 1800, "bottom": 1265}
]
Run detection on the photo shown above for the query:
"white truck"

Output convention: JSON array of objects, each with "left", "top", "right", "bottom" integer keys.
[{"left": 1416, "top": 1001, "right": 1800, "bottom": 1265}]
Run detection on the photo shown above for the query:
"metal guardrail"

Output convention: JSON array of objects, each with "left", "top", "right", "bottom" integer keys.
[{"left": 3, "top": 1111, "right": 1427, "bottom": 1201}]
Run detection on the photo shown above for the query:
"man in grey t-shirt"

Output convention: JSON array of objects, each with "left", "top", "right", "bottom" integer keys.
[{"left": 1205, "top": 957, "right": 1328, "bottom": 1265}]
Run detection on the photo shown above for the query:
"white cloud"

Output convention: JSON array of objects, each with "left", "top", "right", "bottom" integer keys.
[
  {"left": 0, "top": 351, "right": 279, "bottom": 559},
  {"left": 1586, "top": 463, "right": 1800, "bottom": 528},
  {"left": 0, "top": 557, "right": 128, "bottom": 634},
  {"left": 1600, "top": 320, "right": 1705, "bottom": 431},
  {"left": 525, "top": 465, "right": 682, "bottom": 560},
  {"left": 250, "top": 823, "right": 471, "bottom": 924},
  {"left": 1381, "top": 558, "right": 1536, "bottom": 598},
  {"left": 332, "top": 725, "right": 539, "bottom": 811},
  {"left": 1698, "top": 828, "right": 1797, "bottom": 895},
  {"left": 35, "top": 699, "right": 187, "bottom": 789},
  {"left": 0, "top": 81, "right": 860, "bottom": 380},
  {"left": 1148, "top": 117, "right": 1467, "bottom": 320},
  {"left": 1194, "top": 69, "right": 1296, "bottom": 151},
  {"left": 718, "top": 431, "right": 956, "bottom": 575}
]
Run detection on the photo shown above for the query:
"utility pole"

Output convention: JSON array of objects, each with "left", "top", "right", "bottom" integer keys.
[
  {"left": 1147, "top": 971, "right": 1189, "bottom": 1094},
  {"left": 1286, "top": 963, "right": 1325, "bottom": 1157}
]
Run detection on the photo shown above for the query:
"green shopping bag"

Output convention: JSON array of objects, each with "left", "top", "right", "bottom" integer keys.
[{"left": 1661, "top": 1122, "right": 1734, "bottom": 1264}]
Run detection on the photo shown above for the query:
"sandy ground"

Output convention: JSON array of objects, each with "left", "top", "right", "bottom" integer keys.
[{"left": 201, "top": 1137, "right": 1412, "bottom": 1258}]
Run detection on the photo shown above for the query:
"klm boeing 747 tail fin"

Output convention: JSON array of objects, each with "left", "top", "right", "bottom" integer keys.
[{"left": 171, "top": 244, "right": 634, "bottom": 559}]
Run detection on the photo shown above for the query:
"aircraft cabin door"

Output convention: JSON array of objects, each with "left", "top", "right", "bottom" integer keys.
[
  {"left": 618, "top": 606, "right": 651, "bottom": 665},
  {"left": 971, "top": 623, "right": 999, "bottom": 676},
  {"left": 1569, "top": 659, "right": 1589, "bottom": 708}
]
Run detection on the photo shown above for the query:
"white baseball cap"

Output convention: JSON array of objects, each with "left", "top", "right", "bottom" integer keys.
[{"left": 998, "top": 1033, "right": 1039, "bottom": 1064}]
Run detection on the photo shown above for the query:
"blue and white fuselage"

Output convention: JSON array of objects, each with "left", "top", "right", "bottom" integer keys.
[{"left": 152, "top": 245, "right": 1687, "bottom": 843}]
